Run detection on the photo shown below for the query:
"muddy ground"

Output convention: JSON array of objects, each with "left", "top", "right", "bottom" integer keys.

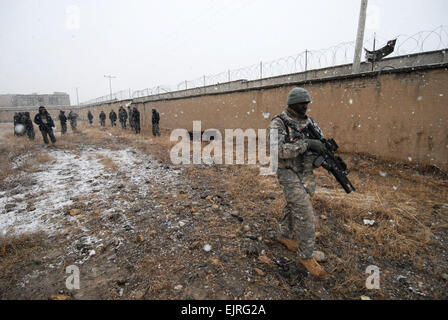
[{"left": 0, "top": 122, "right": 447, "bottom": 300}]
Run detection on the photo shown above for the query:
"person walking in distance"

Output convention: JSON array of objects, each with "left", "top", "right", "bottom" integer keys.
[
  {"left": 118, "top": 106, "right": 128, "bottom": 129},
  {"left": 151, "top": 107, "right": 161, "bottom": 136},
  {"left": 34, "top": 106, "right": 56, "bottom": 145},
  {"left": 109, "top": 109, "right": 117, "bottom": 127},
  {"left": 88, "top": 111, "right": 94, "bottom": 125},
  {"left": 59, "top": 110, "right": 67, "bottom": 135},
  {"left": 132, "top": 106, "right": 140, "bottom": 134},
  {"left": 99, "top": 111, "right": 106, "bottom": 127}
]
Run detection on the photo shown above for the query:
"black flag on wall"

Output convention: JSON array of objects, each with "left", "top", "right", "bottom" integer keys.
[{"left": 364, "top": 39, "right": 397, "bottom": 63}]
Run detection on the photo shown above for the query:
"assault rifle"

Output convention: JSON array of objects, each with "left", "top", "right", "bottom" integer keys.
[{"left": 300, "top": 122, "right": 356, "bottom": 194}]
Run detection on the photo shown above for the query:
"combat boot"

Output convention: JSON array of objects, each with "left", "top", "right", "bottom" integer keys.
[
  {"left": 277, "top": 237, "right": 298, "bottom": 252},
  {"left": 298, "top": 258, "right": 328, "bottom": 279}
]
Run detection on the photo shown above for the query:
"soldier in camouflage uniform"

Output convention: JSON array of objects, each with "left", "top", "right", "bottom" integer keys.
[
  {"left": 99, "top": 111, "right": 106, "bottom": 127},
  {"left": 59, "top": 110, "right": 67, "bottom": 135},
  {"left": 128, "top": 106, "right": 134, "bottom": 130},
  {"left": 67, "top": 110, "right": 79, "bottom": 132},
  {"left": 23, "top": 112, "right": 35, "bottom": 140},
  {"left": 118, "top": 106, "right": 128, "bottom": 129},
  {"left": 268, "top": 87, "right": 328, "bottom": 279},
  {"left": 109, "top": 109, "right": 117, "bottom": 127}
]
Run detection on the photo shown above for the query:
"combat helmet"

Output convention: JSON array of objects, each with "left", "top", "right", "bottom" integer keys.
[{"left": 286, "top": 87, "right": 311, "bottom": 105}]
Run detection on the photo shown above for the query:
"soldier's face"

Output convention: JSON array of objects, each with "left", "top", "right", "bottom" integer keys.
[{"left": 290, "top": 103, "right": 308, "bottom": 117}]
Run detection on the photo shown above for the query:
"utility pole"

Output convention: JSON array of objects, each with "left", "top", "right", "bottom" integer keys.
[
  {"left": 371, "top": 33, "right": 376, "bottom": 71},
  {"left": 304, "top": 50, "right": 308, "bottom": 72},
  {"left": 75, "top": 87, "right": 79, "bottom": 106},
  {"left": 104, "top": 74, "right": 116, "bottom": 100},
  {"left": 352, "top": 0, "right": 368, "bottom": 74}
]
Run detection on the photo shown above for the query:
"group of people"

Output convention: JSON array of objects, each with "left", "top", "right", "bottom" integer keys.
[
  {"left": 95, "top": 106, "right": 141, "bottom": 134},
  {"left": 13, "top": 107, "right": 80, "bottom": 143},
  {"left": 58, "top": 110, "right": 79, "bottom": 135},
  {"left": 14, "top": 105, "right": 161, "bottom": 144},
  {"left": 13, "top": 112, "right": 35, "bottom": 140},
  {"left": 86, "top": 105, "right": 160, "bottom": 136}
]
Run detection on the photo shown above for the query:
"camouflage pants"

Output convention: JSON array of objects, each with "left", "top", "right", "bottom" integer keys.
[
  {"left": 277, "top": 168, "right": 316, "bottom": 259},
  {"left": 70, "top": 120, "right": 77, "bottom": 131}
]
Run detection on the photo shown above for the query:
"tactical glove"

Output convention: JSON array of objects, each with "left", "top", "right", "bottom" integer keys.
[{"left": 304, "top": 139, "right": 326, "bottom": 154}]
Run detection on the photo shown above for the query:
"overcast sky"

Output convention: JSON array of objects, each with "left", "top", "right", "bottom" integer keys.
[{"left": 0, "top": 0, "right": 446, "bottom": 104}]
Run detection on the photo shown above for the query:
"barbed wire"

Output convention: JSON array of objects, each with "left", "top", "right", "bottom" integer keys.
[
  {"left": 81, "top": 26, "right": 447, "bottom": 104},
  {"left": 80, "top": 89, "right": 132, "bottom": 106}
]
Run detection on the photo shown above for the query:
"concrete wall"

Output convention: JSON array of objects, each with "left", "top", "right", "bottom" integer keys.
[
  {"left": 129, "top": 64, "right": 448, "bottom": 170},
  {"left": 78, "top": 64, "right": 448, "bottom": 170}
]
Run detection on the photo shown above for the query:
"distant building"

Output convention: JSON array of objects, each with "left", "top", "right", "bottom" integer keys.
[{"left": 0, "top": 92, "right": 70, "bottom": 108}]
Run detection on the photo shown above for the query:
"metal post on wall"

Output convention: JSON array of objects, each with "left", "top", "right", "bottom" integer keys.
[
  {"left": 352, "top": 0, "right": 368, "bottom": 74},
  {"left": 104, "top": 74, "right": 116, "bottom": 100},
  {"left": 305, "top": 50, "right": 308, "bottom": 81},
  {"left": 371, "top": 33, "right": 376, "bottom": 71},
  {"left": 75, "top": 87, "right": 79, "bottom": 106},
  {"left": 260, "top": 61, "right": 263, "bottom": 79}
]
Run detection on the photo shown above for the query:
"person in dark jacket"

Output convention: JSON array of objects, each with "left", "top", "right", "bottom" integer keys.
[
  {"left": 151, "top": 108, "right": 161, "bottom": 136},
  {"left": 99, "top": 111, "right": 106, "bottom": 127},
  {"left": 59, "top": 110, "right": 68, "bottom": 135},
  {"left": 128, "top": 106, "right": 134, "bottom": 129},
  {"left": 109, "top": 110, "right": 117, "bottom": 126},
  {"left": 34, "top": 106, "right": 56, "bottom": 144},
  {"left": 87, "top": 111, "right": 94, "bottom": 125},
  {"left": 23, "top": 112, "right": 35, "bottom": 140},
  {"left": 118, "top": 106, "right": 128, "bottom": 129},
  {"left": 132, "top": 107, "right": 140, "bottom": 134}
]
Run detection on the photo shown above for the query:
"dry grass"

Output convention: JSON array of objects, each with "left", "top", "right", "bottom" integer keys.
[
  {"left": 1, "top": 122, "right": 446, "bottom": 299},
  {"left": 77, "top": 122, "right": 447, "bottom": 269},
  {"left": 0, "top": 132, "right": 37, "bottom": 182},
  {"left": 96, "top": 153, "right": 118, "bottom": 172},
  {"left": 0, "top": 233, "right": 46, "bottom": 298}
]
